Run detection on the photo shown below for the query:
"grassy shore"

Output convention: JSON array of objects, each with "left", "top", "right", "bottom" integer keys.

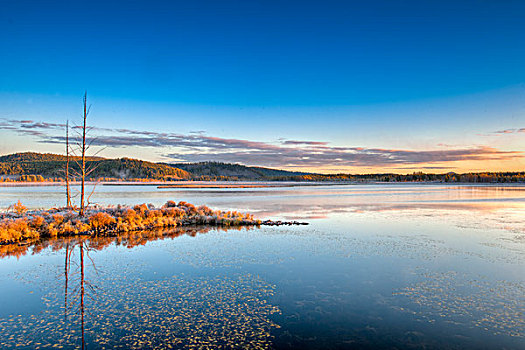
[{"left": 0, "top": 200, "right": 261, "bottom": 245}]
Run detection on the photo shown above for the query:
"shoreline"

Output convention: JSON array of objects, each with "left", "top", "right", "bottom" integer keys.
[
  {"left": 0, "top": 200, "right": 308, "bottom": 246},
  {"left": 0, "top": 180, "right": 523, "bottom": 188},
  {"left": 0, "top": 180, "right": 335, "bottom": 187}
]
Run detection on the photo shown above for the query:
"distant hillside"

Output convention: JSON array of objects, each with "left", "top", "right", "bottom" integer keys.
[
  {"left": 0, "top": 152, "right": 105, "bottom": 162},
  {"left": 0, "top": 153, "right": 306, "bottom": 181},
  {"left": 0, "top": 152, "right": 190, "bottom": 180},
  {"left": 171, "top": 162, "right": 310, "bottom": 180},
  {"left": 1, "top": 152, "right": 523, "bottom": 183}
]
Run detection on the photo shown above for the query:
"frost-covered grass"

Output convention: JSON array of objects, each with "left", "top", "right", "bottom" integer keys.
[{"left": 0, "top": 200, "right": 261, "bottom": 245}]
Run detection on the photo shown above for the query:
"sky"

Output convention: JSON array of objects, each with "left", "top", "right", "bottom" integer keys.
[{"left": 0, "top": 0, "right": 524, "bottom": 173}]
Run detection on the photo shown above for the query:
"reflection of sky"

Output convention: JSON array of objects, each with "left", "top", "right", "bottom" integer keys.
[
  {"left": 0, "top": 184, "right": 524, "bottom": 349},
  {"left": 1, "top": 183, "right": 524, "bottom": 216}
]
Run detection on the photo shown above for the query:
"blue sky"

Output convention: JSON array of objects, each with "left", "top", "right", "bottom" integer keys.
[{"left": 1, "top": 0, "right": 524, "bottom": 172}]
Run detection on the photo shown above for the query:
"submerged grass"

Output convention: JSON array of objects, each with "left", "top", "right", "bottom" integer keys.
[{"left": 0, "top": 200, "right": 261, "bottom": 245}]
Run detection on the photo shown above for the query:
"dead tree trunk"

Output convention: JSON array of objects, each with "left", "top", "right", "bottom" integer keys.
[
  {"left": 66, "top": 120, "right": 71, "bottom": 209},
  {"left": 79, "top": 93, "right": 87, "bottom": 216}
]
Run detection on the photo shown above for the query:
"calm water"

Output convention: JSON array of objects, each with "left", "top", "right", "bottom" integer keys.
[{"left": 0, "top": 183, "right": 523, "bottom": 349}]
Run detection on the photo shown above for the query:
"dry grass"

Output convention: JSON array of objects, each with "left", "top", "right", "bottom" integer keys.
[{"left": 0, "top": 201, "right": 261, "bottom": 245}]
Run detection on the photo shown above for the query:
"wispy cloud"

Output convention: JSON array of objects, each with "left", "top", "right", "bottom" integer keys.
[
  {"left": 282, "top": 140, "right": 328, "bottom": 146},
  {"left": 165, "top": 146, "right": 521, "bottom": 168},
  {"left": 491, "top": 128, "right": 525, "bottom": 135},
  {"left": 19, "top": 121, "right": 65, "bottom": 129},
  {"left": 1, "top": 117, "right": 523, "bottom": 169}
]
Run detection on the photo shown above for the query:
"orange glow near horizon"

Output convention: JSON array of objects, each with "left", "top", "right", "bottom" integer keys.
[{"left": 280, "top": 158, "right": 525, "bottom": 175}]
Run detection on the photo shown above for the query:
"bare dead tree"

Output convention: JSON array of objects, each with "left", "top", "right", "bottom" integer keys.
[
  {"left": 79, "top": 93, "right": 88, "bottom": 216},
  {"left": 65, "top": 92, "right": 106, "bottom": 215},
  {"left": 66, "top": 120, "right": 72, "bottom": 209}
]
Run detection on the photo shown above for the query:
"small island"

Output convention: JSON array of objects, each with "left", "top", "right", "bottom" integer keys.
[{"left": 0, "top": 200, "right": 307, "bottom": 245}]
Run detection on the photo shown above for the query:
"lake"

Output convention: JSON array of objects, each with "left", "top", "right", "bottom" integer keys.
[{"left": 0, "top": 183, "right": 524, "bottom": 349}]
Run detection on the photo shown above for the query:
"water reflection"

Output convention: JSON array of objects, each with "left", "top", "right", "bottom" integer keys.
[
  {"left": 0, "top": 185, "right": 524, "bottom": 349},
  {"left": 0, "top": 227, "right": 280, "bottom": 349},
  {"left": 2, "top": 183, "right": 524, "bottom": 217},
  {"left": 0, "top": 226, "right": 239, "bottom": 259}
]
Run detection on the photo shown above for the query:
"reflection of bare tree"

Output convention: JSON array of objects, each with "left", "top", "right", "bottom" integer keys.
[
  {"left": 52, "top": 226, "right": 225, "bottom": 349},
  {"left": 64, "top": 242, "right": 69, "bottom": 321},
  {"left": 0, "top": 226, "right": 230, "bottom": 260},
  {"left": 61, "top": 238, "right": 101, "bottom": 350},
  {"left": 79, "top": 242, "right": 85, "bottom": 350},
  {"left": 1, "top": 226, "right": 247, "bottom": 348},
  {"left": 0, "top": 225, "right": 277, "bottom": 349},
  {"left": 62, "top": 240, "right": 84, "bottom": 349}
]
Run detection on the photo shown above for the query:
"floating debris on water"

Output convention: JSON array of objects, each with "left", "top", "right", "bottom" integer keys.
[
  {"left": 0, "top": 271, "right": 281, "bottom": 349},
  {"left": 394, "top": 270, "right": 525, "bottom": 338}
]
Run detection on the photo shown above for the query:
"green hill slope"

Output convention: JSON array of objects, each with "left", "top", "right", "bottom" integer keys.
[
  {"left": 0, "top": 152, "right": 191, "bottom": 180},
  {"left": 4, "top": 152, "right": 521, "bottom": 183},
  {"left": 171, "top": 162, "right": 309, "bottom": 180}
]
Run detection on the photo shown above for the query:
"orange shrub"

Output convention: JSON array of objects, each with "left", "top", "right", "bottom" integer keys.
[
  {"left": 0, "top": 218, "right": 39, "bottom": 242},
  {"left": 10, "top": 218, "right": 29, "bottom": 234},
  {"left": 123, "top": 208, "right": 137, "bottom": 219},
  {"left": 75, "top": 221, "right": 90, "bottom": 233},
  {"left": 13, "top": 200, "right": 27, "bottom": 215},
  {"left": 165, "top": 200, "right": 176, "bottom": 208},
  {"left": 31, "top": 216, "right": 46, "bottom": 229},
  {"left": 89, "top": 212, "right": 116, "bottom": 230},
  {"left": 52, "top": 214, "right": 64, "bottom": 225},
  {"left": 134, "top": 204, "right": 148, "bottom": 214},
  {"left": 60, "top": 221, "right": 76, "bottom": 235}
]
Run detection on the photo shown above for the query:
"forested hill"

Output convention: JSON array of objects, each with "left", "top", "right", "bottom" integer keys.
[
  {"left": 0, "top": 152, "right": 104, "bottom": 162},
  {"left": 171, "top": 162, "right": 310, "bottom": 180},
  {"left": 0, "top": 152, "right": 191, "bottom": 180},
  {"left": 1, "top": 152, "right": 523, "bottom": 182},
  {"left": 0, "top": 152, "right": 306, "bottom": 181}
]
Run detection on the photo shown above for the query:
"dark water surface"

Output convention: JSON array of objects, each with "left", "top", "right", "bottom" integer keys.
[{"left": 0, "top": 184, "right": 523, "bottom": 349}]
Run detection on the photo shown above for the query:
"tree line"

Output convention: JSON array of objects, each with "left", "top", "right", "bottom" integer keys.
[{"left": 270, "top": 172, "right": 525, "bottom": 183}]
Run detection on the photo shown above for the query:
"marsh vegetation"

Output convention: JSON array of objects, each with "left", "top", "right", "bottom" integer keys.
[{"left": 0, "top": 200, "right": 260, "bottom": 245}]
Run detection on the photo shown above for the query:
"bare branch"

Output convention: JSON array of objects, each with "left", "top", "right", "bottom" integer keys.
[
  {"left": 90, "top": 147, "right": 107, "bottom": 158},
  {"left": 85, "top": 136, "right": 99, "bottom": 149},
  {"left": 86, "top": 181, "right": 99, "bottom": 207}
]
